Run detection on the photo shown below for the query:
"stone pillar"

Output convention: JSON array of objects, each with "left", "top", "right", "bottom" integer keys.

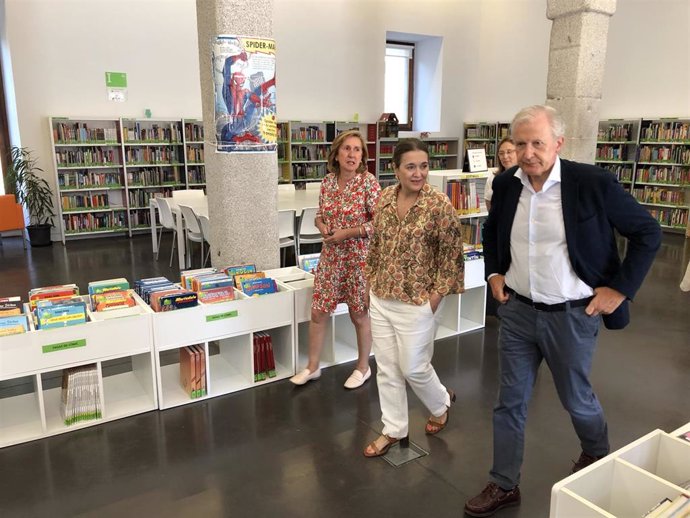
[
  {"left": 546, "top": 0, "right": 617, "bottom": 163},
  {"left": 196, "top": 0, "right": 278, "bottom": 269}
]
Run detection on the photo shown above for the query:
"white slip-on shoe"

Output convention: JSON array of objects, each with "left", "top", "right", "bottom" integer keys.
[
  {"left": 290, "top": 368, "right": 321, "bottom": 386},
  {"left": 344, "top": 367, "right": 371, "bottom": 389}
]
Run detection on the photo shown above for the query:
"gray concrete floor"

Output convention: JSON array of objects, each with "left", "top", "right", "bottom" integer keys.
[{"left": 0, "top": 233, "right": 688, "bottom": 518}]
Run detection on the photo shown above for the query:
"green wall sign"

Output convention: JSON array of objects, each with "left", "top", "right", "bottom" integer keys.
[{"left": 105, "top": 72, "right": 127, "bottom": 88}]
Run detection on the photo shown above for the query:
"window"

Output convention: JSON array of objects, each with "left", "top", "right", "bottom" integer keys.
[{"left": 384, "top": 41, "right": 414, "bottom": 131}]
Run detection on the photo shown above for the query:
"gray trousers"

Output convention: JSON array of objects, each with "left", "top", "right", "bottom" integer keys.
[{"left": 489, "top": 294, "right": 609, "bottom": 490}]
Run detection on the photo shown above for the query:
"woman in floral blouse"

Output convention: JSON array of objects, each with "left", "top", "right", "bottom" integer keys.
[
  {"left": 363, "top": 138, "right": 464, "bottom": 457},
  {"left": 290, "top": 130, "right": 381, "bottom": 389}
]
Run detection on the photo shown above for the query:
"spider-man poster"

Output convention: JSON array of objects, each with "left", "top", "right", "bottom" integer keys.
[{"left": 213, "top": 35, "right": 277, "bottom": 153}]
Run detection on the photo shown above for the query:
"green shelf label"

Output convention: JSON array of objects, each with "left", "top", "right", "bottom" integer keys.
[
  {"left": 206, "top": 310, "right": 238, "bottom": 322},
  {"left": 43, "top": 338, "right": 86, "bottom": 354}
]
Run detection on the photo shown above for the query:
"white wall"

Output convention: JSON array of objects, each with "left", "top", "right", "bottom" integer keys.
[{"left": 4, "top": 0, "right": 689, "bottom": 192}]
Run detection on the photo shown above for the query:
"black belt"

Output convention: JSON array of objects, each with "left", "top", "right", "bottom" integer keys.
[{"left": 504, "top": 287, "right": 593, "bottom": 312}]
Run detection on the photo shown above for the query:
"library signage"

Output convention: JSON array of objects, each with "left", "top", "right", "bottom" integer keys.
[
  {"left": 466, "top": 148, "right": 488, "bottom": 173},
  {"left": 212, "top": 35, "right": 277, "bottom": 153},
  {"left": 43, "top": 339, "right": 87, "bottom": 354},
  {"left": 105, "top": 72, "right": 127, "bottom": 103},
  {"left": 206, "top": 310, "right": 239, "bottom": 323}
]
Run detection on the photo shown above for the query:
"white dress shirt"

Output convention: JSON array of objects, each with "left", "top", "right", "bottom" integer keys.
[{"left": 504, "top": 157, "right": 594, "bottom": 304}]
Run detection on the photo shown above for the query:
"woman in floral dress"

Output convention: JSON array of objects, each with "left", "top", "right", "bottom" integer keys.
[{"left": 290, "top": 130, "right": 381, "bottom": 389}]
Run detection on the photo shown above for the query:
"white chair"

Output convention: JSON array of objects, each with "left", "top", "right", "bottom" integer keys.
[
  {"left": 172, "top": 189, "right": 205, "bottom": 204},
  {"left": 179, "top": 205, "right": 205, "bottom": 268},
  {"left": 297, "top": 206, "right": 323, "bottom": 255},
  {"left": 278, "top": 209, "right": 297, "bottom": 267},
  {"left": 278, "top": 184, "right": 296, "bottom": 193},
  {"left": 155, "top": 198, "right": 178, "bottom": 267},
  {"left": 306, "top": 182, "right": 322, "bottom": 191},
  {"left": 198, "top": 214, "right": 212, "bottom": 267}
]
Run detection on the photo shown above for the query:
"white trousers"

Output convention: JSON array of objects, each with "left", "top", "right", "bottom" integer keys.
[{"left": 369, "top": 292, "right": 451, "bottom": 438}]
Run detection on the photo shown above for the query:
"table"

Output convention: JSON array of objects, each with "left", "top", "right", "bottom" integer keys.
[{"left": 150, "top": 189, "right": 320, "bottom": 269}]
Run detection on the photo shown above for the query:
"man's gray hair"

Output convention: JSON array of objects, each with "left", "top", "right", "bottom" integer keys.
[{"left": 511, "top": 105, "right": 566, "bottom": 139}]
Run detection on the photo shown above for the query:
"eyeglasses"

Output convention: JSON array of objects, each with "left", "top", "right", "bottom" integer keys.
[{"left": 498, "top": 149, "right": 516, "bottom": 157}]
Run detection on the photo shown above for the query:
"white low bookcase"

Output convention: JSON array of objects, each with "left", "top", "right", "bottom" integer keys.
[
  {"left": 151, "top": 283, "right": 295, "bottom": 410},
  {"left": 0, "top": 294, "right": 157, "bottom": 448},
  {"left": 550, "top": 425, "right": 690, "bottom": 517}
]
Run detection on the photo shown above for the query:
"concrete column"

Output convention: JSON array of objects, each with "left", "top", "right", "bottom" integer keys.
[
  {"left": 196, "top": 0, "right": 278, "bottom": 269},
  {"left": 546, "top": 0, "right": 617, "bottom": 163}
]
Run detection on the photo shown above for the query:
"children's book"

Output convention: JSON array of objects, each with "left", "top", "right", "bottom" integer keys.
[
  {"left": 0, "top": 315, "right": 28, "bottom": 336},
  {"left": 241, "top": 277, "right": 278, "bottom": 297},
  {"left": 0, "top": 296, "right": 23, "bottom": 316},
  {"left": 224, "top": 264, "right": 257, "bottom": 278}
]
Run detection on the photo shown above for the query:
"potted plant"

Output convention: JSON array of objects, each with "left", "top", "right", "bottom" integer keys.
[{"left": 6, "top": 146, "right": 55, "bottom": 246}]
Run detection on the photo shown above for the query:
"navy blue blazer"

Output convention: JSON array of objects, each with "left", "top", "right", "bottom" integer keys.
[{"left": 483, "top": 158, "right": 662, "bottom": 329}]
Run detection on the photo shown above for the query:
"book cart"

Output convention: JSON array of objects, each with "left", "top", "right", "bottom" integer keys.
[
  {"left": 150, "top": 282, "right": 295, "bottom": 410},
  {"left": 550, "top": 422, "right": 690, "bottom": 517},
  {"left": 0, "top": 294, "right": 157, "bottom": 448}
]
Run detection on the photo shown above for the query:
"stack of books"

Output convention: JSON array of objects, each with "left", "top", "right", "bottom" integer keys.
[
  {"left": 179, "top": 345, "right": 207, "bottom": 399},
  {"left": 227, "top": 265, "right": 279, "bottom": 297},
  {"left": 87, "top": 278, "right": 136, "bottom": 312},
  {"left": 60, "top": 364, "right": 102, "bottom": 425},
  {"left": 36, "top": 297, "right": 88, "bottom": 329},
  {"left": 299, "top": 254, "right": 320, "bottom": 274},
  {"left": 0, "top": 296, "right": 28, "bottom": 336},
  {"left": 135, "top": 277, "right": 198, "bottom": 312},
  {"left": 253, "top": 332, "right": 276, "bottom": 382},
  {"left": 181, "top": 267, "right": 235, "bottom": 304}
]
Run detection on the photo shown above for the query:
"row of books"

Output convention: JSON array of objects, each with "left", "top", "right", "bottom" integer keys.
[
  {"left": 186, "top": 147, "right": 204, "bottom": 163},
  {"left": 598, "top": 123, "right": 635, "bottom": 142},
  {"left": 446, "top": 179, "right": 483, "bottom": 214},
  {"left": 602, "top": 165, "right": 633, "bottom": 182},
  {"left": 54, "top": 122, "right": 118, "bottom": 144},
  {"left": 465, "top": 124, "right": 497, "bottom": 139},
  {"left": 55, "top": 148, "right": 119, "bottom": 167},
  {"left": 180, "top": 345, "right": 207, "bottom": 399},
  {"left": 648, "top": 208, "right": 689, "bottom": 228},
  {"left": 641, "top": 121, "right": 690, "bottom": 142},
  {"left": 58, "top": 171, "right": 122, "bottom": 189},
  {"left": 122, "top": 122, "right": 183, "bottom": 143},
  {"left": 0, "top": 296, "right": 28, "bottom": 336},
  {"left": 643, "top": 485, "right": 690, "bottom": 517},
  {"left": 124, "top": 147, "right": 183, "bottom": 165},
  {"left": 291, "top": 126, "right": 326, "bottom": 142},
  {"left": 61, "top": 193, "right": 110, "bottom": 211},
  {"left": 185, "top": 123, "right": 204, "bottom": 142},
  {"left": 292, "top": 163, "right": 327, "bottom": 179},
  {"left": 253, "top": 332, "right": 276, "bottom": 381},
  {"left": 63, "top": 212, "right": 127, "bottom": 233},
  {"left": 88, "top": 278, "right": 136, "bottom": 313},
  {"left": 633, "top": 187, "right": 686, "bottom": 206},
  {"left": 60, "top": 364, "right": 102, "bottom": 426},
  {"left": 596, "top": 144, "right": 630, "bottom": 161},
  {"left": 291, "top": 145, "right": 327, "bottom": 160},
  {"left": 187, "top": 169, "right": 206, "bottom": 184},
  {"left": 127, "top": 168, "right": 182, "bottom": 186},
  {"left": 467, "top": 141, "right": 496, "bottom": 155},
  {"left": 637, "top": 166, "right": 690, "bottom": 185},
  {"left": 134, "top": 277, "right": 198, "bottom": 312},
  {"left": 183, "top": 264, "right": 279, "bottom": 298},
  {"left": 427, "top": 142, "right": 451, "bottom": 155},
  {"left": 639, "top": 146, "right": 690, "bottom": 165}
]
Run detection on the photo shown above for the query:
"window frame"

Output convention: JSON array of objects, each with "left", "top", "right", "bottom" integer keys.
[{"left": 385, "top": 40, "right": 415, "bottom": 131}]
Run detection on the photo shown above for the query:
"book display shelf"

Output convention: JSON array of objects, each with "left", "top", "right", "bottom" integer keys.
[
  {"left": 49, "top": 117, "right": 206, "bottom": 244},
  {"left": 276, "top": 121, "right": 378, "bottom": 185},
  {"left": 0, "top": 294, "right": 157, "bottom": 448},
  {"left": 462, "top": 122, "right": 511, "bottom": 169},
  {"left": 377, "top": 136, "right": 460, "bottom": 188},
  {"left": 595, "top": 119, "right": 641, "bottom": 193},
  {"left": 151, "top": 282, "right": 295, "bottom": 410},
  {"left": 550, "top": 424, "right": 690, "bottom": 518},
  {"left": 635, "top": 118, "right": 690, "bottom": 234}
]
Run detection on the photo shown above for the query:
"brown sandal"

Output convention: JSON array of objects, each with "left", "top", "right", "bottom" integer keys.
[
  {"left": 363, "top": 434, "right": 409, "bottom": 457},
  {"left": 425, "top": 389, "right": 456, "bottom": 435}
]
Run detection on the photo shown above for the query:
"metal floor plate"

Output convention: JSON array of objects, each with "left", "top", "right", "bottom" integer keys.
[{"left": 382, "top": 440, "right": 429, "bottom": 467}]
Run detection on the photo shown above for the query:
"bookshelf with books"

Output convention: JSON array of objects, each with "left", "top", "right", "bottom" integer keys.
[
  {"left": 49, "top": 117, "right": 208, "bottom": 243},
  {"left": 151, "top": 282, "right": 295, "bottom": 409},
  {"left": 183, "top": 118, "right": 206, "bottom": 188},
  {"left": 550, "top": 425, "right": 690, "bottom": 518},
  {"left": 50, "top": 117, "right": 129, "bottom": 242},
  {"left": 0, "top": 293, "right": 157, "bottom": 448},
  {"left": 596, "top": 119, "right": 641, "bottom": 193},
  {"left": 635, "top": 118, "right": 690, "bottom": 234},
  {"left": 275, "top": 120, "right": 378, "bottom": 184},
  {"left": 463, "top": 122, "right": 511, "bottom": 169}
]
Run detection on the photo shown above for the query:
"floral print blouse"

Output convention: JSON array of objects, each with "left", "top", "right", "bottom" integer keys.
[{"left": 365, "top": 182, "right": 464, "bottom": 306}]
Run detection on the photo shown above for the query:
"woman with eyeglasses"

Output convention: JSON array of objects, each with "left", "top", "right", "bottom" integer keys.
[{"left": 485, "top": 137, "right": 517, "bottom": 212}]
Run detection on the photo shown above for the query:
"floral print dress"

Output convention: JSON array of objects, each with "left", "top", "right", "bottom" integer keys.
[{"left": 311, "top": 172, "right": 381, "bottom": 313}]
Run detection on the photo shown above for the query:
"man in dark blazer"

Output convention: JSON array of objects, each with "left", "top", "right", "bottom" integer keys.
[{"left": 464, "top": 105, "right": 661, "bottom": 517}]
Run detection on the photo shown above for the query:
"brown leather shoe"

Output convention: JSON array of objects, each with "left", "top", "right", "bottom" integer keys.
[
  {"left": 464, "top": 482, "right": 521, "bottom": 517},
  {"left": 571, "top": 451, "right": 606, "bottom": 473}
]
